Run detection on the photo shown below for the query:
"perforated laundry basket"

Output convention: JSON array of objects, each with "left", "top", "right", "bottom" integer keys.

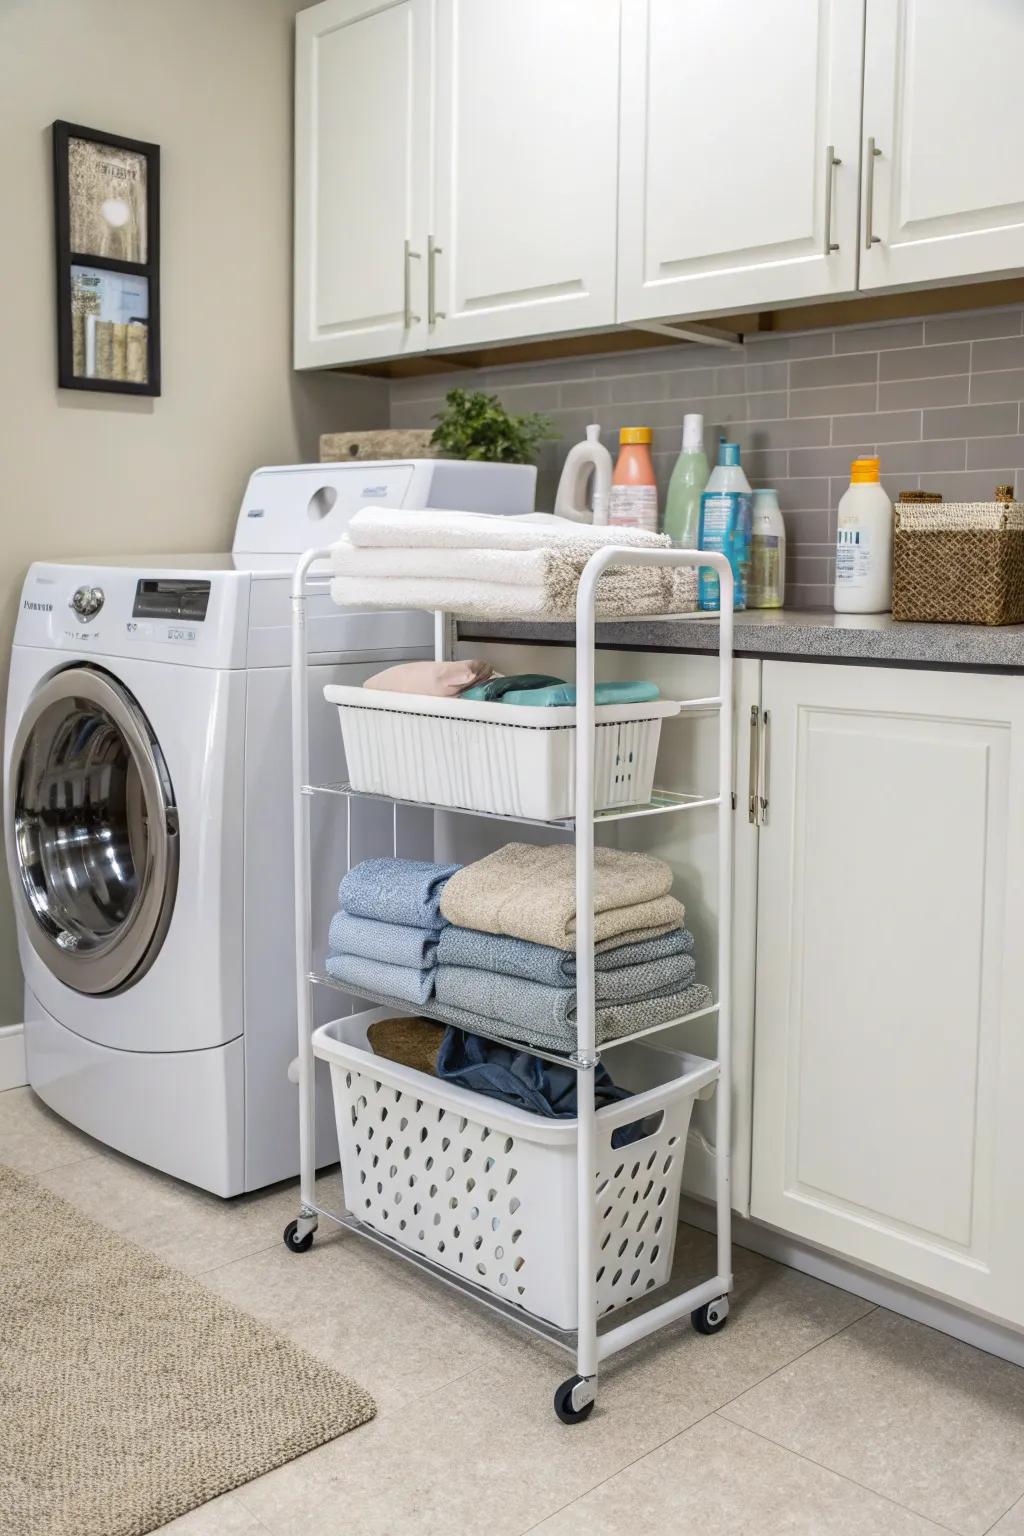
[
  {"left": 313, "top": 1009, "right": 718, "bottom": 1330},
  {"left": 324, "top": 686, "right": 681, "bottom": 820}
]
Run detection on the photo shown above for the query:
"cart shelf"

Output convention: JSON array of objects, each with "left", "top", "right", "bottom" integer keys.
[{"left": 301, "top": 780, "right": 720, "bottom": 829}]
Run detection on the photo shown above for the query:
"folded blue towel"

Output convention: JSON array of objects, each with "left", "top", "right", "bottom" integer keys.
[
  {"left": 434, "top": 955, "right": 696, "bottom": 1037},
  {"left": 436, "top": 925, "right": 693, "bottom": 989},
  {"left": 339, "top": 858, "right": 461, "bottom": 929},
  {"left": 325, "top": 951, "right": 436, "bottom": 1006},
  {"left": 461, "top": 677, "right": 660, "bottom": 706},
  {"left": 436, "top": 1030, "right": 643, "bottom": 1147},
  {"left": 426, "top": 982, "right": 715, "bottom": 1053},
  {"left": 328, "top": 910, "right": 440, "bottom": 969}
]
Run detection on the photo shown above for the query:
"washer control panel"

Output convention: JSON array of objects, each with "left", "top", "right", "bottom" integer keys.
[{"left": 70, "top": 585, "right": 105, "bottom": 620}]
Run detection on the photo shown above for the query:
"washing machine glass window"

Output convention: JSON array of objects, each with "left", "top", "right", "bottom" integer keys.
[{"left": 9, "top": 666, "right": 179, "bottom": 995}]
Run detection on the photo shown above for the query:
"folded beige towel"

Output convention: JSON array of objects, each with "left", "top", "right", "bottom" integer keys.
[
  {"left": 364, "top": 659, "right": 494, "bottom": 697},
  {"left": 439, "top": 843, "right": 685, "bottom": 952}
]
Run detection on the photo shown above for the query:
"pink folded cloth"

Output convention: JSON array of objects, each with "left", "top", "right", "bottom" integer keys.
[{"left": 364, "top": 659, "right": 496, "bottom": 697}]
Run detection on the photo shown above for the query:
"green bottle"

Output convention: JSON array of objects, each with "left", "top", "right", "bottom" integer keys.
[{"left": 663, "top": 414, "right": 709, "bottom": 547}]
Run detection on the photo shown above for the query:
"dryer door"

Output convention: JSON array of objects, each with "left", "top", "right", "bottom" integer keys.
[{"left": 9, "top": 666, "right": 179, "bottom": 995}]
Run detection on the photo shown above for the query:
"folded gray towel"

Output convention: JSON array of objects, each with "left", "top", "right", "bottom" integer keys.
[
  {"left": 439, "top": 843, "right": 684, "bottom": 951},
  {"left": 435, "top": 925, "right": 694, "bottom": 988},
  {"left": 434, "top": 958, "right": 696, "bottom": 1036},
  {"left": 325, "top": 952, "right": 436, "bottom": 1007},
  {"left": 328, "top": 910, "right": 439, "bottom": 970},
  {"left": 426, "top": 982, "right": 715, "bottom": 1053},
  {"left": 340, "top": 857, "right": 460, "bottom": 928}
]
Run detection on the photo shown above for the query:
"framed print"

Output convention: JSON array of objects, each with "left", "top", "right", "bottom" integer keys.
[{"left": 53, "top": 121, "right": 160, "bottom": 395}]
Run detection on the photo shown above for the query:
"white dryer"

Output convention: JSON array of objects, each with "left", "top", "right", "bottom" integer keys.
[{"left": 4, "top": 458, "right": 534, "bottom": 1195}]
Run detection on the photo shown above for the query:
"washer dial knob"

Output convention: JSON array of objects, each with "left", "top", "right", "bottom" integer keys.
[{"left": 70, "top": 585, "right": 104, "bottom": 620}]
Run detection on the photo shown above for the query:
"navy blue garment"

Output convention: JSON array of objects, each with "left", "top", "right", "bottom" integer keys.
[{"left": 436, "top": 1029, "right": 645, "bottom": 1148}]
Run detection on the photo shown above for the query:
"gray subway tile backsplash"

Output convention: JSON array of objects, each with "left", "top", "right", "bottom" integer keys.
[
  {"left": 387, "top": 303, "right": 1024, "bottom": 610},
  {"left": 878, "top": 342, "right": 971, "bottom": 380}
]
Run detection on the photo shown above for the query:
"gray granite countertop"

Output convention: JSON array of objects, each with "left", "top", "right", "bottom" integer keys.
[{"left": 458, "top": 610, "right": 1024, "bottom": 671}]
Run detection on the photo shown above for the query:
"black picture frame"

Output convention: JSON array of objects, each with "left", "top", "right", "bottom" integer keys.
[{"left": 53, "top": 120, "right": 161, "bottom": 396}]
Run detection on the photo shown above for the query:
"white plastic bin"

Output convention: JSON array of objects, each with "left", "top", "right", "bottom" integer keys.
[
  {"left": 323, "top": 686, "right": 681, "bottom": 820},
  {"left": 313, "top": 1008, "right": 718, "bottom": 1330}
]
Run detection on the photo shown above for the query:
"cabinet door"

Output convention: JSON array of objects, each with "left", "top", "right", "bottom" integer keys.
[
  {"left": 429, "top": 0, "right": 619, "bottom": 351},
  {"left": 618, "top": 0, "right": 863, "bottom": 324},
  {"left": 441, "top": 641, "right": 761, "bottom": 1216},
  {"left": 751, "top": 662, "right": 1024, "bottom": 1327},
  {"left": 294, "top": 0, "right": 430, "bottom": 368},
  {"left": 860, "top": 1, "right": 1024, "bottom": 290}
]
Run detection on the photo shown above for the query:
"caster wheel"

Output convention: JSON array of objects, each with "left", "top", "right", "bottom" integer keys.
[
  {"left": 554, "top": 1375, "right": 595, "bottom": 1425},
  {"left": 283, "top": 1219, "right": 314, "bottom": 1254},
  {"left": 692, "top": 1296, "right": 729, "bottom": 1335}
]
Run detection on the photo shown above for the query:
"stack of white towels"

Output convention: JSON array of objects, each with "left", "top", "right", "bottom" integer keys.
[{"left": 330, "top": 507, "right": 697, "bottom": 621}]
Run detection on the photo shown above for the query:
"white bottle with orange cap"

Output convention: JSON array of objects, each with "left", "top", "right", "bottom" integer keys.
[{"left": 833, "top": 456, "right": 893, "bottom": 613}]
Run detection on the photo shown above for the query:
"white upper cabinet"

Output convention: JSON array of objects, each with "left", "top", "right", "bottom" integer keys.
[
  {"left": 750, "top": 662, "right": 1024, "bottom": 1327},
  {"left": 617, "top": 0, "right": 864, "bottom": 324},
  {"left": 860, "top": 0, "right": 1024, "bottom": 290},
  {"left": 428, "top": 0, "right": 619, "bottom": 351},
  {"left": 294, "top": 0, "right": 431, "bottom": 367}
]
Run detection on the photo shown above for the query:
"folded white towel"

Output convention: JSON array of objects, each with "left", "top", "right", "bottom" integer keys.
[
  {"left": 344, "top": 507, "right": 670, "bottom": 554},
  {"left": 329, "top": 567, "right": 697, "bottom": 620},
  {"left": 332, "top": 540, "right": 562, "bottom": 587}
]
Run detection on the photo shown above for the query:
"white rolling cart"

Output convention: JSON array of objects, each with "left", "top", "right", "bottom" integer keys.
[{"left": 284, "top": 546, "right": 735, "bottom": 1423}]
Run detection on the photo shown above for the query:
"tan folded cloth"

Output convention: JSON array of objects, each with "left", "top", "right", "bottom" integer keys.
[
  {"left": 366, "top": 1016, "right": 445, "bottom": 1076},
  {"left": 364, "top": 659, "right": 494, "bottom": 697},
  {"left": 439, "top": 843, "right": 685, "bottom": 952}
]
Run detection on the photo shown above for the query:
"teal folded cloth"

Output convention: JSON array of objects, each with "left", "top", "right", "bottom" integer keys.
[
  {"left": 427, "top": 981, "right": 715, "bottom": 1053},
  {"left": 460, "top": 675, "right": 660, "bottom": 706},
  {"left": 436, "top": 925, "right": 694, "bottom": 992},
  {"left": 339, "top": 858, "right": 460, "bottom": 928},
  {"left": 434, "top": 955, "right": 696, "bottom": 1038},
  {"left": 325, "top": 951, "right": 436, "bottom": 1006},
  {"left": 328, "top": 910, "right": 439, "bottom": 969}
]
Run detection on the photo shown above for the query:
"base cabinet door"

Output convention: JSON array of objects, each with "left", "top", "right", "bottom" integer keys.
[
  {"left": 429, "top": 0, "right": 619, "bottom": 351},
  {"left": 860, "top": 0, "right": 1024, "bottom": 290},
  {"left": 294, "top": 0, "right": 431, "bottom": 367},
  {"left": 617, "top": 0, "right": 863, "bottom": 323},
  {"left": 751, "top": 661, "right": 1024, "bottom": 1326}
]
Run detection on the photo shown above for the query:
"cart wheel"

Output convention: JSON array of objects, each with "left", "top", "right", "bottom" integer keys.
[
  {"left": 554, "top": 1375, "right": 595, "bottom": 1425},
  {"left": 283, "top": 1219, "right": 315, "bottom": 1254},
  {"left": 692, "top": 1296, "right": 730, "bottom": 1335}
]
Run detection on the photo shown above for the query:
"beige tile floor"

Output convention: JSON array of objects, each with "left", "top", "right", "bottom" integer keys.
[{"left": 6, "top": 1082, "right": 1024, "bottom": 1536}]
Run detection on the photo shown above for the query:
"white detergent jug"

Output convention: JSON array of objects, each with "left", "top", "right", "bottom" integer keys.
[{"left": 554, "top": 424, "right": 612, "bottom": 524}]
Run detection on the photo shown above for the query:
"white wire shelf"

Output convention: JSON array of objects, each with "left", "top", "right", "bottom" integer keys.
[
  {"left": 301, "top": 781, "right": 719, "bottom": 829},
  {"left": 309, "top": 969, "right": 721, "bottom": 1070}
]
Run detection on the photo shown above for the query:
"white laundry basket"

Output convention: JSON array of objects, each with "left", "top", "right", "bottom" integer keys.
[
  {"left": 323, "top": 686, "right": 680, "bottom": 821},
  {"left": 313, "top": 1009, "right": 718, "bottom": 1330}
]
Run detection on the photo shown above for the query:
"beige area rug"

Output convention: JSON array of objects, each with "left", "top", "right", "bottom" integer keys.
[{"left": 0, "top": 1164, "right": 375, "bottom": 1536}]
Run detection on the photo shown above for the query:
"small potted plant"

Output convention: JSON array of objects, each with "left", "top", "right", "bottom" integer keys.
[{"left": 430, "top": 387, "right": 556, "bottom": 464}]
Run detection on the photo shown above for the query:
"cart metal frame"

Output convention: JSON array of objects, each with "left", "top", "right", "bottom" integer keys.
[{"left": 286, "top": 545, "right": 735, "bottom": 1420}]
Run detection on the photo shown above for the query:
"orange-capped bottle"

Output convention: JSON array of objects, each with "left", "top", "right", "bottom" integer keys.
[{"left": 609, "top": 427, "right": 658, "bottom": 532}]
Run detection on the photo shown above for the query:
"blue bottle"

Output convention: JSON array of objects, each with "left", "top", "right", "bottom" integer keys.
[{"left": 698, "top": 441, "right": 752, "bottom": 610}]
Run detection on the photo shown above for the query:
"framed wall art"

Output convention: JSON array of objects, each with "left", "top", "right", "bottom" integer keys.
[{"left": 53, "top": 121, "right": 161, "bottom": 396}]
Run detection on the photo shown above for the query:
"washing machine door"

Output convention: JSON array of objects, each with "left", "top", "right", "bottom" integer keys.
[{"left": 8, "top": 665, "right": 179, "bottom": 995}]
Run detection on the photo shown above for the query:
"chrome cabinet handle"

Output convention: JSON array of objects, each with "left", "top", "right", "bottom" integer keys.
[
  {"left": 403, "top": 239, "right": 422, "bottom": 328},
  {"left": 823, "top": 144, "right": 841, "bottom": 255},
  {"left": 758, "top": 708, "right": 771, "bottom": 824},
  {"left": 864, "top": 137, "right": 882, "bottom": 251},
  {"left": 748, "top": 705, "right": 760, "bottom": 824},
  {"left": 428, "top": 235, "right": 445, "bottom": 327}
]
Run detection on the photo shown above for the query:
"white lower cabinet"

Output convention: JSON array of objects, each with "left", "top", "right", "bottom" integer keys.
[{"left": 750, "top": 660, "right": 1024, "bottom": 1327}]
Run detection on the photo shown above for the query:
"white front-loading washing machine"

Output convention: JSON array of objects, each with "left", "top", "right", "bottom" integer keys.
[{"left": 4, "top": 458, "right": 534, "bottom": 1195}]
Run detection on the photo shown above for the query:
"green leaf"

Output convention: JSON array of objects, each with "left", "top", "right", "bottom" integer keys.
[{"left": 430, "top": 388, "right": 557, "bottom": 465}]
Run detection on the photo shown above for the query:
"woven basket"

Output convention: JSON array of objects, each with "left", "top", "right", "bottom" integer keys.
[{"left": 892, "top": 500, "right": 1024, "bottom": 625}]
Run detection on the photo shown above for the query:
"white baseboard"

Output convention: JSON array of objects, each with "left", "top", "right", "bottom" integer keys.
[
  {"left": 679, "top": 1195, "right": 1024, "bottom": 1371},
  {"left": 0, "top": 1024, "right": 27, "bottom": 1092}
]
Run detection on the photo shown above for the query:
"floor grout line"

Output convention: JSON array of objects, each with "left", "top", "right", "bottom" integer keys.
[
  {"left": 712, "top": 1300, "right": 879, "bottom": 1413},
  {"left": 983, "top": 1489, "right": 1024, "bottom": 1535},
  {"left": 713, "top": 1413, "right": 964, "bottom": 1536}
]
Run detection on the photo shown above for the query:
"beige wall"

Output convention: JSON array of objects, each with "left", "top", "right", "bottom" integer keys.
[{"left": 0, "top": 0, "right": 387, "bottom": 1021}]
